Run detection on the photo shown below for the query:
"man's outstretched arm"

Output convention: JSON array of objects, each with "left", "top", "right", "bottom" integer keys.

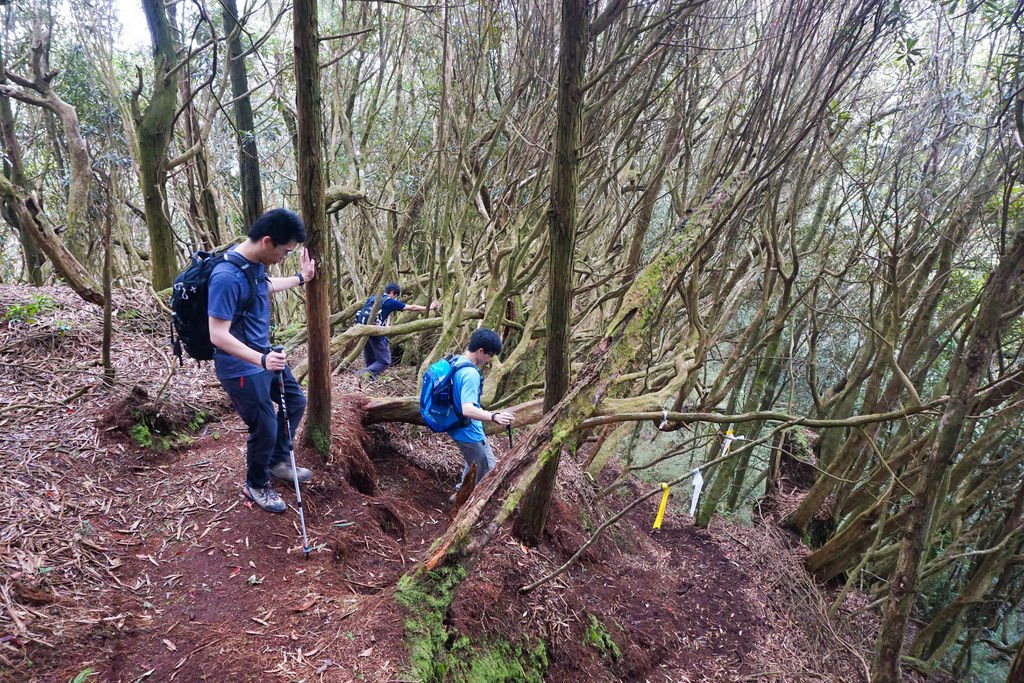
[
  {"left": 461, "top": 403, "right": 514, "bottom": 426},
  {"left": 269, "top": 248, "right": 317, "bottom": 293},
  {"left": 404, "top": 300, "right": 440, "bottom": 313}
]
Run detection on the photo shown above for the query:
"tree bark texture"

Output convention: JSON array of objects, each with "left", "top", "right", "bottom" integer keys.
[
  {"left": 0, "top": 174, "right": 102, "bottom": 305},
  {"left": 294, "top": 0, "right": 332, "bottom": 455},
  {"left": 908, "top": 483, "right": 1024, "bottom": 667},
  {"left": 515, "top": 0, "right": 591, "bottom": 546},
  {"left": 0, "top": 32, "right": 94, "bottom": 269},
  {"left": 222, "top": 0, "right": 264, "bottom": 229},
  {"left": 137, "top": 0, "right": 181, "bottom": 291},
  {"left": 0, "top": 91, "right": 44, "bottom": 284}
]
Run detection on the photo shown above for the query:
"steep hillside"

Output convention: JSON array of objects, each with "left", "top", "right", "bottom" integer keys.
[{"left": 0, "top": 285, "right": 907, "bottom": 682}]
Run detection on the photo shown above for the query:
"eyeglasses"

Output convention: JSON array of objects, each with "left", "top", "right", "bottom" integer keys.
[{"left": 264, "top": 237, "right": 297, "bottom": 258}]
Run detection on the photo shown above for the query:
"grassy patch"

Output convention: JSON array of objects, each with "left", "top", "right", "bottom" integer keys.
[
  {"left": 464, "top": 638, "right": 548, "bottom": 682},
  {"left": 396, "top": 567, "right": 466, "bottom": 681}
]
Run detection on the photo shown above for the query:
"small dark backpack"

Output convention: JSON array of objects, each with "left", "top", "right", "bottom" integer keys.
[
  {"left": 354, "top": 295, "right": 383, "bottom": 325},
  {"left": 170, "top": 250, "right": 258, "bottom": 363}
]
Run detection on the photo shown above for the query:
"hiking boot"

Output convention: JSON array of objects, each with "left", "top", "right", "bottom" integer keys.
[
  {"left": 244, "top": 482, "right": 286, "bottom": 513},
  {"left": 270, "top": 461, "right": 313, "bottom": 484}
]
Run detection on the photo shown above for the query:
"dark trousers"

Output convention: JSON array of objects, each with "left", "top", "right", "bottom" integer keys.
[
  {"left": 220, "top": 367, "right": 306, "bottom": 488},
  {"left": 362, "top": 335, "right": 392, "bottom": 377}
]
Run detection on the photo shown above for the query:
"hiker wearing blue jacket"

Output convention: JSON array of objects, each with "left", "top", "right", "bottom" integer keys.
[
  {"left": 207, "top": 209, "right": 316, "bottom": 514},
  {"left": 358, "top": 282, "right": 438, "bottom": 379},
  {"left": 447, "top": 328, "right": 515, "bottom": 499}
]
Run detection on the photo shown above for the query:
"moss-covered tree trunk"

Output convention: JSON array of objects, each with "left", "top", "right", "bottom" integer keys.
[
  {"left": 0, "top": 28, "right": 96, "bottom": 272},
  {"left": 0, "top": 175, "right": 103, "bottom": 305},
  {"left": 136, "top": 0, "right": 180, "bottom": 291},
  {"left": 908, "top": 484, "right": 1024, "bottom": 668},
  {"left": 294, "top": 0, "right": 332, "bottom": 455},
  {"left": 0, "top": 90, "right": 44, "bottom": 284}
]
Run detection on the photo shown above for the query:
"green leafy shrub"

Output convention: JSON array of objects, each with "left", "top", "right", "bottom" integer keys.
[{"left": 2, "top": 294, "right": 56, "bottom": 324}]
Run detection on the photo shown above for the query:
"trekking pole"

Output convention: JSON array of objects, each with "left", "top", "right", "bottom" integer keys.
[
  {"left": 507, "top": 424, "right": 513, "bottom": 450},
  {"left": 272, "top": 345, "right": 312, "bottom": 559}
]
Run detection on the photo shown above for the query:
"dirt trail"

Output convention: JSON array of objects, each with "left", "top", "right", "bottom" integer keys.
[
  {"left": 34, "top": 389, "right": 764, "bottom": 682},
  {"left": 74, "top": 392, "right": 452, "bottom": 682}
]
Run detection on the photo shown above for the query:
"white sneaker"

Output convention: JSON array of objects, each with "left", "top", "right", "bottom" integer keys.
[{"left": 270, "top": 461, "right": 313, "bottom": 484}]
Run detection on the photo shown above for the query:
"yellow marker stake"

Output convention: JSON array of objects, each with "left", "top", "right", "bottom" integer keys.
[{"left": 652, "top": 482, "right": 670, "bottom": 530}]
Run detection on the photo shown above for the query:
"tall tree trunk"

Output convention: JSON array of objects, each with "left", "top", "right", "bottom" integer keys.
[
  {"left": 223, "top": 0, "right": 264, "bottom": 229},
  {"left": 512, "top": 0, "right": 589, "bottom": 546},
  {"left": 135, "top": 0, "right": 180, "bottom": 291},
  {"left": 871, "top": 225, "right": 1024, "bottom": 683},
  {"left": 294, "top": 0, "right": 332, "bottom": 455}
]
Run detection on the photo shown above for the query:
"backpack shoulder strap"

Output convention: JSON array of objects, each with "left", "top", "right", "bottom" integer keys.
[
  {"left": 448, "top": 358, "right": 481, "bottom": 416},
  {"left": 221, "top": 251, "right": 261, "bottom": 313},
  {"left": 448, "top": 357, "right": 476, "bottom": 380},
  {"left": 448, "top": 358, "right": 479, "bottom": 395}
]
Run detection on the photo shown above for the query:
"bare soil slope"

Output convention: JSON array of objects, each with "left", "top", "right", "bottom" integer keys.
[{"left": 0, "top": 285, "right": 888, "bottom": 682}]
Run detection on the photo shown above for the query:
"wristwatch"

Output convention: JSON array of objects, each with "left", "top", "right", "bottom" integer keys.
[{"left": 296, "top": 272, "right": 305, "bottom": 285}]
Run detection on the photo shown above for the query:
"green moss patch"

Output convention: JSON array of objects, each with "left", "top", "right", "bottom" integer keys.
[
  {"left": 395, "top": 567, "right": 548, "bottom": 682},
  {"left": 103, "top": 385, "right": 216, "bottom": 452},
  {"left": 584, "top": 614, "right": 622, "bottom": 662}
]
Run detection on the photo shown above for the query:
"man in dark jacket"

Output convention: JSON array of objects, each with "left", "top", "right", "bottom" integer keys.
[{"left": 358, "top": 282, "right": 438, "bottom": 379}]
